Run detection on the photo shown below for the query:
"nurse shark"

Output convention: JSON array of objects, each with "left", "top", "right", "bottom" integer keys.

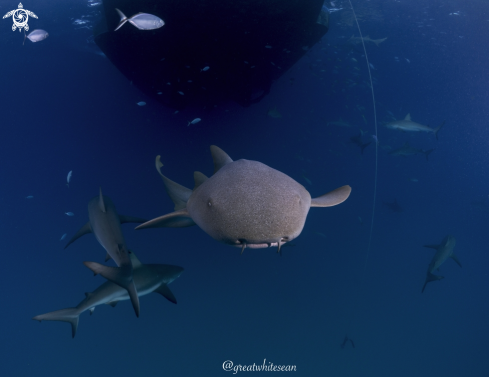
[{"left": 136, "top": 146, "right": 351, "bottom": 253}]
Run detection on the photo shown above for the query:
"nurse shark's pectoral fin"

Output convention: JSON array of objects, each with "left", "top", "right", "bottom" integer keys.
[
  {"left": 135, "top": 208, "right": 195, "bottom": 229},
  {"left": 210, "top": 145, "right": 233, "bottom": 174},
  {"left": 64, "top": 222, "right": 92, "bottom": 249},
  {"left": 119, "top": 215, "right": 148, "bottom": 224},
  {"left": 154, "top": 284, "right": 178, "bottom": 304},
  {"left": 83, "top": 261, "right": 140, "bottom": 318},
  {"left": 310, "top": 185, "right": 352, "bottom": 207}
]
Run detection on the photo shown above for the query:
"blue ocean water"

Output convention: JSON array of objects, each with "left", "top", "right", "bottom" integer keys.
[{"left": 0, "top": 0, "right": 488, "bottom": 376}]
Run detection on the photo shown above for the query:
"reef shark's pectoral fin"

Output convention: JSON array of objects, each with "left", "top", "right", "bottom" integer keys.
[
  {"left": 193, "top": 171, "right": 208, "bottom": 190},
  {"left": 423, "top": 244, "right": 440, "bottom": 249},
  {"left": 119, "top": 215, "right": 148, "bottom": 224},
  {"left": 32, "top": 308, "right": 81, "bottom": 338},
  {"left": 64, "top": 222, "right": 92, "bottom": 249},
  {"left": 128, "top": 251, "right": 143, "bottom": 269},
  {"left": 310, "top": 185, "right": 352, "bottom": 207},
  {"left": 106, "top": 300, "right": 119, "bottom": 308},
  {"left": 451, "top": 252, "right": 462, "bottom": 268},
  {"left": 155, "top": 155, "right": 192, "bottom": 211},
  {"left": 98, "top": 187, "right": 106, "bottom": 213},
  {"left": 83, "top": 262, "right": 140, "bottom": 318},
  {"left": 135, "top": 208, "right": 195, "bottom": 229},
  {"left": 154, "top": 284, "right": 178, "bottom": 304},
  {"left": 422, "top": 271, "right": 444, "bottom": 293},
  {"left": 210, "top": 145, "right": 233, "bottom": 174}
]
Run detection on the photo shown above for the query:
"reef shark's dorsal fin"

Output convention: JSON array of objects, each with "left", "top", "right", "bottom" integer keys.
[
  {"left": 98, "top": 187, "right": 106, "bottom": 213},
  {"left": 451, "top": 252, "right": 462, "bottom": 268},
  {"left": 129, "top": 251, "right": 143, "bottom": 269},
  {"left": 423, "top": 244, "right": 439, "bottom": 249},
  {"left": 64, "top": 222, "right": 92, "bottom": 249},
  {"left": 155, "top": 155, "right": 192, "bottom": 211},
  {"left": 135, "top": 208, "right": 196, "bottom": 229},
  {"left": 119, "top": 215, "right": 147, "bottom": 224},
  {"left": 404, "top": 113, "right": 411, "bottom": 121},
  {"left": 210, "top": 145, "right": 233, "bottom": 174},
  {"left": 193, "top": 171, "right": 208, "bottom": 190},
  {"left": 310, "top": 185, "right": 352, "bottom": 207},
  {"left": 154, "top": 284, "right": 177, "bottom": 304}
]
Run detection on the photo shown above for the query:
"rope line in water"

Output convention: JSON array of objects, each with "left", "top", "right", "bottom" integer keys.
[{"left": 344, "top": 0, "right": 379, "bottom": 334}]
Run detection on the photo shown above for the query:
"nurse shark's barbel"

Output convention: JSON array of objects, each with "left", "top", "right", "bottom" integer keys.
[
  {"left": 64, "top": 188, "right": 147, "bottom": 317},
  {"left": 136, "top": 146, "right": 351, "bottom": 253}
]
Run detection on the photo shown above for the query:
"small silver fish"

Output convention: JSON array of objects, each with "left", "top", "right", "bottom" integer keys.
[
  {"left": 187, "top": 118, "right": 201, "bottom": 126},
  {"left": 114, "top": 9, "right": 165, "bottom": 31},
  {"left": 60, "top": 233, "right": 67, "bottom": 241},
  {"left": 66, "top": 170, "right": 72, "bottom": 187},
  {"left": 137, "top": 101, "right": 146, "bottom": 106},
  {"left": 24, "top": 29, "right": 49, "bottom": 45},
  {"left": 178, "top": 91, "right": 184, "bottom": 95},
  {"left": 65, "top": 212, "right": 74, "bottom": 216},
  {"left": 201, "top": 66, "right": 210, "bottom": 72},
  {"left": 26, "top": 196, "right": 34, "bottom": 199}
]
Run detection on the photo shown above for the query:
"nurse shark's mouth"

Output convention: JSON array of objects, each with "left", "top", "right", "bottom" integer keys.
[{"left": 234, "top": 238, "right": 289, "bottom": 254}]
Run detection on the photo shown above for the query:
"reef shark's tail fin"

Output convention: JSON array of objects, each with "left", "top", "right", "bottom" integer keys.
[
  {"left": 434, "top": 121, "right": 445, "bottom": 140},
  {"left": 424, "top": 149, "right": 435, "bottom": 161},
  {"left": 83, "top": 262, "right": 140, "bottom": 317},
  {"left": 361, "top": 142, "right": 372, "bottom": 155},
  {"left": 33, "top": 308, "right": 82, "bottom": 338},
  {"left": 422, "top": 271, "right": 444, "bottom": 293}
]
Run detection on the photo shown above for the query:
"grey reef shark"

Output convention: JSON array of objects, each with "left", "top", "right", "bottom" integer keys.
[
  {"left": 389, "top": 142, "right": 434, "bottom": 160},
  {"left": 422, "top": 235, "right": 461, "bottom": 293},
  {"left": 33, "top": 252, "right": 183, "bottom": 338},
  {"left": 385, "top": 114, "right": 445, "bottom": 140},
  {"left": 136, "top": 145, "right": 352, "bottom": 253},
  {"left": 64, "top": 188, "right": 147, "bottom": 317}
]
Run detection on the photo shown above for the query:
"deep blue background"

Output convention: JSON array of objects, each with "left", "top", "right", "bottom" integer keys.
[{"left": 0, "top": 0, "right": 488, "bottom": 376}]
